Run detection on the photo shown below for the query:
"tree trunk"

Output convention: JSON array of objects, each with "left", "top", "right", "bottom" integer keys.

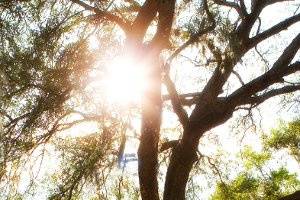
[
  {"left": 163, "top": 100, "right": 235, "bottom": 199},
  {"left": 138, "top": 53, "right": 162, "bottom": 200},
  {"left": 163, "top": 132, "right": 199, "bottom": 200}
]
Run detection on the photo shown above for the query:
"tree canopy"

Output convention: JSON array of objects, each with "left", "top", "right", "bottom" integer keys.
[{"left": 0, "top": 0, "right": 300, "bottom": 199}]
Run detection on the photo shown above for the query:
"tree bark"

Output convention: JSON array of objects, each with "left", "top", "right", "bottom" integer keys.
[
  {"left": 279, "top": 190, "right": 300, "bottom": 200},
  {"left": 138, "top": 52, "right": 162, "bottom": 200},
  {"left": 163, "top": 132, "right": 199, "bottom": 200}
]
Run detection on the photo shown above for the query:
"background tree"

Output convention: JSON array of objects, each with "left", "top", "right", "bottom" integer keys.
[
  {"left": 212, "top": 119, "right": 300, "bottom": 200},
  {"left": 0, "top": 0, "right": 300, "bottom": 199}
]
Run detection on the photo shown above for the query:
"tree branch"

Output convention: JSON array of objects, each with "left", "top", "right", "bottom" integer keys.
[
  {"left": 272, "top": 34, "right": 300, "bottom": 70},
  {"left": 249, "top": 13, "right": 300, "bottom": 48},
  {"left": 70, "top": 0, "right": 130, "bottom": 32},
  {"left": 236, "top": 0, "right": 267, "bottom": 40},
  {"left": 199, "top": 50, "right": 235, "bottom": 101},
  {"left": 150, "top": 0, "right": 176, "bottom": 49},
  {"left": 130, "top": 0, "right": 158, "bottom": 42},
  {"left": 213, "top": 0, "right": 247, "bottom": 17},
  {"left": 237, "top": 0, "right": 293, "bottom": 42},
  {"left": 243, "top": 84, "right": 300, "bottom": 106},
  {"left": 163, "top": 66, "right": 189, "bottom": 129},
  {"left": 167, "top": 0, "right": 216, "bottom": 63},
  {"left": 232, "top": 70, "right": 245, "bottom": 85},
  {"left": 229, "top": 32, "right": 300, "bottom": 105},
  {"left": 245, "top": 32, "right": 299, "bottom": 93},
  {"left": 239, "top": 0, "right": 247, "bottom": 15}
]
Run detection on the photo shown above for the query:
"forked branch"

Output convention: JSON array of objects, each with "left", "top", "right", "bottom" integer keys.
[
  {"left": 213, "top": 0, "right": 247, "bottom": 17},
  {"left": 130, "top": 0, "right": 158, "bottom": 41},
  {"left": 229, "top": 34, "right": 300, "bottom": 105},
  {"left": 151, "top": 0, "right": 176, "bottom": 49}
]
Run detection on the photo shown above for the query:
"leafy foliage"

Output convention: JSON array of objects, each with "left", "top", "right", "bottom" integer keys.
[
  {"left": 264, "top": 120, "right": 300, "bottom": 162},
  {"left": 212, "top": 167, "right": 300, "bottom": 200},
  {"left": 49, "top": 130, "right": 117, "bottom": 199},
  {"left": 211, "top": 120, "right": 300, "bottom": 200},
  {"left": 0, "top": 1, "right": 124, "bottom": 198}
]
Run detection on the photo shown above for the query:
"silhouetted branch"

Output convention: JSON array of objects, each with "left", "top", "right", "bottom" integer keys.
[
  {"left": 129, "top": 0, "right": 158, "bottom": 41},
  {"left": 213, "top": 0, "right": 247, "bottom": 17},
  {"left": 70, "top": 0, "right": 130, "bottom": 32},
  {"left": 232, "top": 70, "right": 245, "bottom": 85},
  {"left": 151, "top": 0, "right": 176, "bottom": 49},
  {"left": 167, "top": 0, "right": 216, "bottom": 63},
  {"left": 239, "top": 0, "right": 247, "bottom": 14},
  {"left": 229, "top": 32, "right": 300, "bottom": 104},
  {"left": 163, "top": 66, "right": 189, "bottom": 128},
  {"left": 249, "top": 13, "right": 300, "bottom": 48},
  {"left": 243, "top": 84, "right": 300, "bottom": 106}
]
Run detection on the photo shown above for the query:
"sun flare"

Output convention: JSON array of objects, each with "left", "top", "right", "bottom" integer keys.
[{"left": 104, "top": 56, "right": 147, "bottom": 104}]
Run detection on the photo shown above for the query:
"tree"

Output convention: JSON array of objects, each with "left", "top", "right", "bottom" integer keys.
[
  {"left": 264, "top": 120, "right": 300, "bottom": 162},
  {"left": 211, "top": 120, "right": 300, "bottom": 200},
  {"left": 1, "top": 0, "right": 300, "bottom": 199}
]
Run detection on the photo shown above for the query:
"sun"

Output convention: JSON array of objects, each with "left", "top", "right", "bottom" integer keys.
[
  {"left": 104, "top": 55, "right": 147, "bottom": 105},
  {"left": 88, "top": 35, "right": 147, "bottom": 105}
]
